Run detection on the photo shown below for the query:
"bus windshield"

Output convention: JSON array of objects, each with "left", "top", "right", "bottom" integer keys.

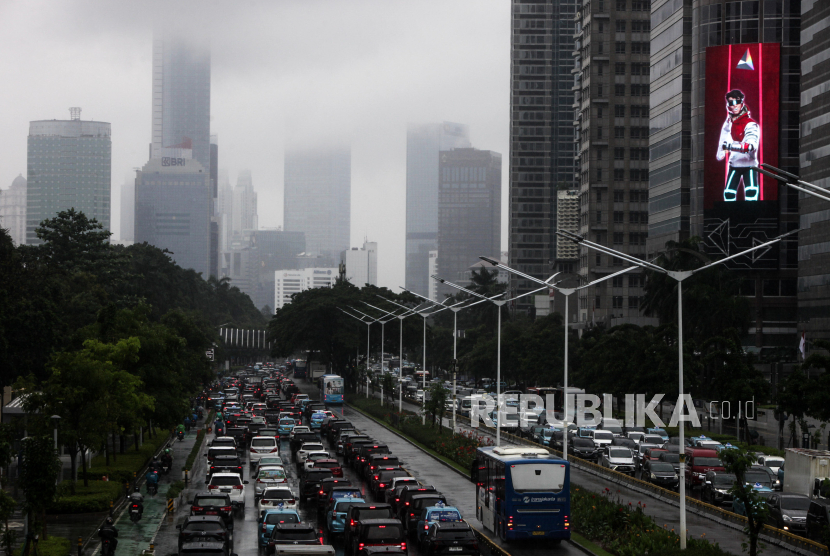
[{"left": 511, "top": 463, "right": 566, "bottom": 493}]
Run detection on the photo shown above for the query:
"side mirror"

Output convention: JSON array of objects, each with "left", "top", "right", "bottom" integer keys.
[{"left": 243, "top": 480, "right": 249, "bottom": 484}]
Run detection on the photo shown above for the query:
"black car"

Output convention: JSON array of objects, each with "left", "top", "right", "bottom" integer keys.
[
  {"left": 178, "top": 541, "right": 234, "bottom": 556},
  {"left": 396, "top": 486, "right": 437, "bottom": 519},
  {"left": 226, "top": 427, "right": 249, "bottom": 452},
  {"left": 610, "top": 437, "right": 638, "bottom": 451},
  {"left": 208, "top": 455, "right": 244, "bottom": 480},
  {"left": 317, "top": 479, "right": 354, "bottom": 511},
  {"left": 767, "top": 493, "right": 810, "bottom": 535},
  {"left": 644, "top": 461, "right": 679, "bottom": 490},
  {"left": 177, "top": 516, "right": 232, "bottom": 552},
  {"left": 700, "top": 471, "right": 736, "bottom": 506},
  {"left": 291, "top": 432, "right": 321, "bottom": 455},
  {"left": 350, "top": 519, "right": 407, "bottom": 556},
  {"left": 568, "top": 437, "right": 599, "bottom": 462},
  {"left": 344, "top": 504, "right": 395, "bottom": 550},
  {"left": 420, "top": 521, "right": 478, "bottom": 556},
  {"left": 265, "top": 524, "right": 321, "bottom": 554},
  {"left": 300, "top": 469, "right": 334, "bottom": 503},
  {"left": 372, "top": 469, "right": 410, "bottom": 499},
  {"left": 189, "top": 493, "right": 234, "bottom": 530},
  {"left": 806, "top": 499, "right": 830, "bottom": 543}
]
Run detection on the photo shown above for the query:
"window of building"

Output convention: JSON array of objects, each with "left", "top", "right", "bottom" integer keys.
[
  {"left": 740, "top": 279, "right": 756, "bottom": 296},
  {"left": 628, "top": 296, "right": 640, "bottom": 309},
  {"left": 596, "top": 210, "right": 603, "bottom": 223},
  {"left": 597, "top": 83, "right": 604, "bottom": 97},
  {"left": 613, "top": 296, "right": 624, "bottom": 309},
  {"left": 763, "top": 280, "right": 779, "bottom": 297},
  {"left": 612, "top": 257, "right": 623, "bottom": 267},
  {"left": 614, "top": 189, "right": 625, "bottom": 202},
  {"left": 614, "top": 169, "right": 625, "bottom": 181},
  {"left": 616, "top": 0, "right": 626, "bottom": 10},
  {"left": 629, "top": 274, "right": 642, "bottom": 287},
  {"left": 614, "top": 147, "right": 625, "bottom": 160},
  {"left": 630, "top": 212, "right": 640, "bottom": 223},
  {"left": 613, "top": 211, "right": 624, "bottom": 223},
  {"left": 616, "top": 20, "right": 627, "bottom": 32},
  {"left": 615, "top": 104, "right": 626, "bottom": 117},
  {"left": 615, "top": 41, "right": 626, "bottom": 54},
  {"left": 615, "top": 84, "right": 626, "bottom": 96},
  {"left": 595, "top": 295, "right": 602, "bottom": 309},
  {"left": 613, "top": 232, "right": 624, "bottom": 245},
  {"left": 597, "top": 168, "right": 603, "bottom": 181},
  {"left": 596, "top": 254, "right": 602, "bottom": 266},
  {"left": 614, "top": 126, "right": 625, "bottom": 139}
]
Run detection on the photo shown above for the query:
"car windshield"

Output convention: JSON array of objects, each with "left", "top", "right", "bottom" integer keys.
[
  {"left": 279, "top": 419, "right": 294, "bottom": 425},
  {"left": 213, "top": 439, "right": 235, "bottom": 447},
  {"left": 365, "top": 525, "right": 403, "bottom": 540},
  {"left": 763, "top": 458, "right": 784, "bottom": 468},
  {"left": 252, "top": 438, "right": 276, "bottom": 447},
  {"left": 573, "top": 439, "right": 593, "bottom": 448},
  {"left": 609, "top": 449, "right": 632, "bottom": 458},
  {"left": 315, "top": 461, "right": 339, "bottom": 469},
  {"left": 357, "top": 508, "right": 393, "bottom": 520},
  {"left": 661, "top": 454, "right": 680, "bottom": 463},
  {"left": 335, "top": 502, "right": 360, "bottom": 513},
  {"left": 428, "top": 510, "right": 461, "bottom": 522},
  {"left": 195, "top": 497, "right": 228, "bottom": 506},
  {"left": 210, "top": 476, "right": 241, "bottom": 486},
  {"left": 694, "top": 458, "right": 722, "bottom": 467},
  {"left": 260, "top": 457, "right": 284, "bottom": 466},
  {"left": 745, "top": 472, "right": 771, "bottom": 485},
  {"left": 263, "top": 489, "right": 293, "bottom": 499},
  {"left": 436, "top": 529, "right": 474, "bottom": 540},
  {"left": 650, "top": 462, "right": 674, "bottom": 472},
  {"left": 781, "top": 497, "right": 811, "bottom": 511},
  {"left": 594, "top": 433, "right": 613, "bottom": 441},
  {"left": 712, "top": 474, "right": 737, "bottom": 486},
  {"left": 303, "top": 444, "right": 324, "bottom": 451},
  {"left": 274, "top": 530, "right": 317, "bottom": 541},
  {"left": 265, "top": 513, "right": 299, "bottom": 524},
  {"left": 259, "top": 468, "right": 287, "bottom": 480},
  {"left": 183, "top": 522, "right": 224, "bottom": 532}
]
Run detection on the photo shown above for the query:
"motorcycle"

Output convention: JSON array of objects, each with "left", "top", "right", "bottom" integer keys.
[
  {"left": 161, "top": 464, "right": 170, "bottom": 475},
  {"left": 100, "top": 538, "right": 115, "bottom": 556},
  {"left": 147, "top": 482, "right": 158, "bottom": 495},
  {"left": 129, "top": 504, "right": 142, "bottom": 522},
  {"left": 177, "top": 431, "right": 185, "bottom": 442}
]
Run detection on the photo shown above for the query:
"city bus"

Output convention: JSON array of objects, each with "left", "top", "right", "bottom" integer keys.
[
  {"left": 320, "top": 374, "right": 344, "bottom": 404},
  {"left": 292, "top": 359, "right": 307, "bottom": 379},
  {"left": 470, "top": 446, "right": 570, "bottom": 542}
]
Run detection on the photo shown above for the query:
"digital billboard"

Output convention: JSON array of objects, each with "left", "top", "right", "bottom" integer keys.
[{"left": 703, "top": 43, "right": 780, "bottom": 269}]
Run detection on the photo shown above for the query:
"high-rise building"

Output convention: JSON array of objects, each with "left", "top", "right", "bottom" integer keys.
[
  {"left": 573, "top": 1, "right": 652, "bottom": 323},
  {"left": 0, "top": 175, "right": 27, "bottom": 246},
  {"left": 798, "top": 0, "right": 830, "bottom": 342},
  {"left": 428, "top": 250, "right": 439, "bottom": 301},
  {"left": 209, "top": 134, "right": 219, "bottom": 278},
  {"left": 26, "top": 108, "right": 111, "bottom": 244},
  {"left": 341, "top": 240, "right": 378, "bottom": 288},
  {"left": 216, "top": 169, "right": 233, "bottom": 251},
  {"left": 643, "top": 0, "right": 801, "bottom": 346},
  {"left": 284, "top": 146, "right": 350, "bottom": 264},
  {"left": 134, "top": 156, "right": 211, "bottom": 276},
  {"left": 508, "top": 0, "right": 578, "bottom": 313},
  {"left": 120, "top": 177, "right": 135, "bottom": 242},
  {"left": 274, "top": 267, "right": 338, "bottom": 310},
  {"left": 405, "top": 122, "right": 471, "bottom": 297},
  {"left": 556, "top": 189, "right": 579, "bottom": 267},
  {"left": 436, "top": 148, "right": 502, "bottom": 299},
  {"left": 233, "top": 170, "right": 258, "bottom": 234},
  {"left": 151, "top": 28, "right": 211, "bottom": 170}
]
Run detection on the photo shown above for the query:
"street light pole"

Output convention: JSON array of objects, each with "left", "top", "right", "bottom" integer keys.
[
  {"left": 753, "top": 163, "right": 830, "bottom": 203},
  {"left": 556, "top": 227, "right": 799, "bottom": 549}
]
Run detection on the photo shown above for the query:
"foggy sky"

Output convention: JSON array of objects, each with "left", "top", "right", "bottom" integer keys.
[{"left": 0, "top": 0, "right": 510, "bottom": 290}]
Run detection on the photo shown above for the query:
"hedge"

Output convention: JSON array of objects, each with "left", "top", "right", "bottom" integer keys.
[
  {"left": 17, "top": 536, "right": 70, "bottom": 556},
  {"left": 167, "top": 480, "right": 185, "bottom": 501},
  {"left": 47, "top": 480, "right": 124, "bottom": 514},
  {"left": 183, "top": 429, "right": 206, "bottom": 471},
  {"left": 85, "top": 431, "right": 171, "bottom": 484}
]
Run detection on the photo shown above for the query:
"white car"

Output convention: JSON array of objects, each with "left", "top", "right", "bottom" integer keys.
[
  {"left": 590, "top": 430, "right": 614, "bottom": 449},
  {"left": 289, "top": 426, "right": 311, "bottom": 440},
  {"left": 254, "top": 456, "right": 285, "bottom": 476},
  {"left": 303, "top": 451, "right": 332, "bottom": 471},
  {"left": 756, "top": 454, "right": 785, "bottom": 475},
  {"left": 253, "top": 465, "right": 288, "bottom": 498},
  {"left": 207, "top": 472, "right": 249, "bottom": 509},
  {"left": 257, "top": 486, "right": 298, "bottom": 513},
  {"left": 600, "top": 446, "right": 636, "bottom": 475},
  {"left": 249, "top": 436, "right": 280, "bottom": 469},
  {"left": 627, "top": 432, "right": 646, "bottom": 445},
  {"left": 296, "top": 442, "right": 325, "bottom": 465}
]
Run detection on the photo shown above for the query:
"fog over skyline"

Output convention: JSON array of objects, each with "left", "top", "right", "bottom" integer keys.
[{"left": 0, "top": 1, "right": 510, "bottom": 290}]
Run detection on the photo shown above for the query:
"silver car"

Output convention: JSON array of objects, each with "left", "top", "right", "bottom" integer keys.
[
  {"left": 253, "top": 465, "right": 287, "bottom": 498},
  {"left": 600, "top": 447, "right": 636, "bottom": 475}
]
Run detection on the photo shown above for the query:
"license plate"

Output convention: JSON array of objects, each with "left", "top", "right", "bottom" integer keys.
[
  {"left": 220, "top": 489, "right": 230, "bottom": 493},
  {"left": 206, "top": 511, "right": 217, "bottom": 515},
  {"left": 532, "top": 531, "right": 545, "bottom": 536},
  {"left": 449, "top": 547, "right": 463, "bottom": 551}
]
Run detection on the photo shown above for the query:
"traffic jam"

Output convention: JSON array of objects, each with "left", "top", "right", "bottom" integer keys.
[{"left": 175, "top": 365, "right": 479, "bottom": 556}]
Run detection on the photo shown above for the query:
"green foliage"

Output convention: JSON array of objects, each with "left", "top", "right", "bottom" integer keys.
[
  {"left": 184, "top": 429, "right": 206, "bottom": 471},
  {"left": 86, "top": 432, "right": 170, "bottom": 484},
  {"left": 47, "top": 481, "right": 123, "bottom": 514},
  {"left": 570, "top": 485, "right": 734, "bottom": 556},
  {"left": 167, "top": 480, "right": 186, "bottom": 501},
  {"left": 17, "top": 535, "right": 69, "bottom": 556},
  {"left": 18, "top": 436, "right": 62, "bottom": 536},
  {"left": 721, "top": 446, "right": 769, "bottom": 556}
]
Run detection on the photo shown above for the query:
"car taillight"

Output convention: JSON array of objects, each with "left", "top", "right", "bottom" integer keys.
[
  {"left": 288, "top": 499, "right": 295, "bottom": 504},
  {"left": 424, "top": 525, "right": 429, "bottom": 530},
  {"left": 192, "top": 506, "right": 203, "bottom": 511},
  {"left": 378, "top": 484, "right": 385, "bottom": 488},
  {"left": 233, "top": 485, "right": 243, "bottom": 489},
  {"left": 132, "top": 504, "right": 139, "bottom": 509},
  {"left": 271, "top": 447, "right": 279, "bottom": 452},
  {"left": 250, "top": 448, "right": 256, "bottom": 452},
  {"left": 350, "top": 519, "right": 355, "bottom": 526},
  {"left": 221, "top": 506, "right": 232, "bottom": 512},
  {"left": 319, "top": 490, "right": 324, "bottom": 495},
  {"left": 358, "top": 544, "right": 364, "bottom": 550},
  {"left": 401, "top": 543, "right": 406, "bottom": 551},
  {"left": 208, "top": 485, "right": 217, "bottom": 489},
  {"left": 261, "top": 525, "right": 267, "bottom": 533}
]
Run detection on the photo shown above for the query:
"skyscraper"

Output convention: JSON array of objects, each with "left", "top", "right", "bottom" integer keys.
[
  {"left": 233, "top": 170, "right": 258, "bottom": 234},
  {"left": 341, "top": 240, "right": 378, "bottom": 288},
  {"left": 0, "top": 175, "right": 27, "bottom": 246},
  {"left": 209, "top": 134, "right": 219, "bottom": 278},
  {"left": 798, "top": 0, "right": 830, "bottom": 342},
  {"left": 436, "top": 148, "right": 502, "bottom": 300},
  {"left": 120, "top": 177, "right": 135, "bottom": 242},
  {"left": 405, "top": 122, "right": 471, "bottom": 297},
  {"left": 26, "top": 108, "right": 111, "bottom": 244},
  {"left": 508, "top": 0, "right": 578, "bottom": 313},
  {"left": 216, "top": 169, "right": 233, "bottom": 251},
  {"left": 151, "top": 28, "right": 211, "bottom": 170},
  {"left": 284, "top": 146, "right": 350, "bottom": 264},
  {"left": 573, "top": 0, "right": 652, "bottom": 324},
  {"left": 134, "top": 156, "right": 212, "bottom": 276}
]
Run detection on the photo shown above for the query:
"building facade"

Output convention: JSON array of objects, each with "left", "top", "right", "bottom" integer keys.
[
  {"left": 341, "top": 240, "right": 378, "bottom": 288},
  {"left": 556, "top": 188, "right": 580, "bottom": 271},
  {"left": 436, "top": 148, "right": 502, "bottom": 299},
  {"left": 0, "top": 175, "right": 27, "bottom": 246},
  {"left": 284, "top": 146, "right": 351, "bottom": 264},
  {"left": 274, "top": 267, "right": 338, "bottom": 310},
  {"left": 574, "top": 0, "right": 652, "bottom": 323},
  {"left": 120, "top": 177, "right": 135, "bottom": 242},
  {"left": 134, "top": 157, "right": 212, "bottom": 276},
  {"left": 151, "top": 28, "right": 211, "bottom": 170},
  {"left": 508, "top": 0, "right": 578, "bottom": 312},
  {"left": 405, "top": 122, "right": 471, "bottom": 297},
  {"left": 26, "top": 109, "right": 111, "bottom": 244},
  {"left": 798, "top": 0, "right": 830, "bottom": 342},
  {"left": 232, "top": 169, "right": 258, "bottom": 234}
]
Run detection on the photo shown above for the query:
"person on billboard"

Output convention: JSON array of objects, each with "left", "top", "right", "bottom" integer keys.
[{"left": 717, "top": 89, "right": 761, "bottom": 201}]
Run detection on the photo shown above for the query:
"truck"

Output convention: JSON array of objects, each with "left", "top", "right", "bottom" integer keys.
[
  {"left": 308, "top": 362, "right": 328, "bottom": 380},
  {"left": 782, "top": 448, "right": 830, "bottom": 499}
]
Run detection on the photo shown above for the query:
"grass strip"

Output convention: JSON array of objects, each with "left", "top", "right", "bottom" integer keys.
[
  {"left": 183, "top": 429, "right": 206, "bottom": 471},
  {"left": 570, "top": 532, "right": 615, "bottom": 556}
]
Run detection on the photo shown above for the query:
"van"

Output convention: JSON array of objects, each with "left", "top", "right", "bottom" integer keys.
[
  {"left": 350, "top": 519, "right": 407, "bottom": 555},
  {"left": 684, "top": 447, "right": 724, "bottom": 488}
]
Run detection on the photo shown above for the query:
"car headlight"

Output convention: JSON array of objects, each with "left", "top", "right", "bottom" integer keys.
[
  {"left": 783, "top": 515, "right": 792, "bottom": 522},
  {"left": 650, "top": 473, "right": 657, "bottom": 480},
  {"left": 674, "top": 474, "right": 678, "bottom": 479}
]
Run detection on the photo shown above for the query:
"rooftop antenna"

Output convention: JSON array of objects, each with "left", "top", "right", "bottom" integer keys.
[{"left": 69, "top": 107, "right": 81, "bottom": 120}]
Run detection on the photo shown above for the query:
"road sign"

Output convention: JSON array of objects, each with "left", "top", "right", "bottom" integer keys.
[{"left": 205, "top": 349, "right": 214, "bottom": 361}]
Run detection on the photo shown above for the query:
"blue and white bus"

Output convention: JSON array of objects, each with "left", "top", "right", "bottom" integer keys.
[
  {"left": 471, "top": 446, "right": 570, "bottom": 542},
  {"left": 320, "top": 374, "right": 344, "bottom": 404}
]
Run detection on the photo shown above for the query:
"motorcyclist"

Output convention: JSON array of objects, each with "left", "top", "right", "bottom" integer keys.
[
  {"left": 129, "top": 486, "right": 144, "bottom": 517},
  {"left": 184, "top": 417, "right": 192, "bottom": 433},
  {"left": 98, "top": 517, "right": 118, "bottom": 554},
  {"left": 161, "top": 449, "right": 173, "bottom": 469},
  {"left": 176, "top": 422, "right": 186, "bottom": 439},
  {"left": 145, "top": 468, "right": 159, "bottom": 493}
]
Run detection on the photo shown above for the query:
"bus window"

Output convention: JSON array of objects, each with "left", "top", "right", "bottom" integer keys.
[{"left": 511, "top": 463, "right": 566, "bottom": 493}]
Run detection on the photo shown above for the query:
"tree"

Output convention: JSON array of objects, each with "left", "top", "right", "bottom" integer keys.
[
  {"left": 721, "top": 446, "right": 769, "bottom": 556},
  {"left": 424, "top": 384, "right": 449, "bottom": 430},
  {"left": 18, "top": 436, "right": 61, "bottom": 545}
]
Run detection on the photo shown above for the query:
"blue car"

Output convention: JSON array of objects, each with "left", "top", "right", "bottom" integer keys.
[
  {"left": 278, "top": 418, "right": 296, "bottom": 437},
  {"left": 258, "top": 507, "right": 301, "bottom": 547},
  {"left": 416, "top": 503, "right": 463, "bottom": 544},
  {"left": 325, "top": 497, "right": 365, "bottom": 534},
  {"left": 309, "top": 412, "right": 326, "bottom": 430},
  {"left": 732, "top": 484, "right": 773, "bottom": 517},
  {"left": 647, "top": 428, "right": 669, "bottom": 442}
]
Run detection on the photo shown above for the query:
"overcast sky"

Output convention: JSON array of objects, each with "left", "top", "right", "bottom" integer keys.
[{"left": 0, "top": 0, "right": 510, "bottom": 290}]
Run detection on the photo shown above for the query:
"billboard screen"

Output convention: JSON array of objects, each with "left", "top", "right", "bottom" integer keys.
[{"left": 703, "top": 43, "right": 780, "bottom": 269}]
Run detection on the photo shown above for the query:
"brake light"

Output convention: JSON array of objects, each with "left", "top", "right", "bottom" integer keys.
[
  {"left": 261, "top": 525, "right": 267, "bottom": 533},
  {"left": 378, "top": 484, "right": 385, "bottom": 489},
  {"left": 401, "top": 543, "right": 406, "bottom": 551},
  {"left": 132, "top": 504, "right": 139, "bottom": 509},
  {"left": 271, "top": 447, "right": 279, "bottom": 452},
  {"left": 564, "top": 515, "right": 570, "bottom": 529},
  {"left": 350, "top": 520, "right": 355, "bottom": 526},
  {"left": 208, "top": 485, "right": 217, "bottom": 490},
  {"left": 359, "top": 544, "right": 364, "bottom": 550},
  {"left": 233, "top": 485, "right": 243, "bottom": 489},
  {"left": 192, "top": 506, "right": 203, "bottom": 511},
  {"left": 221, "top": 506, "right": 232, "bottom": 512},
  {"left": 424, "top": 525, "right": 429, "bottom": 530}
]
